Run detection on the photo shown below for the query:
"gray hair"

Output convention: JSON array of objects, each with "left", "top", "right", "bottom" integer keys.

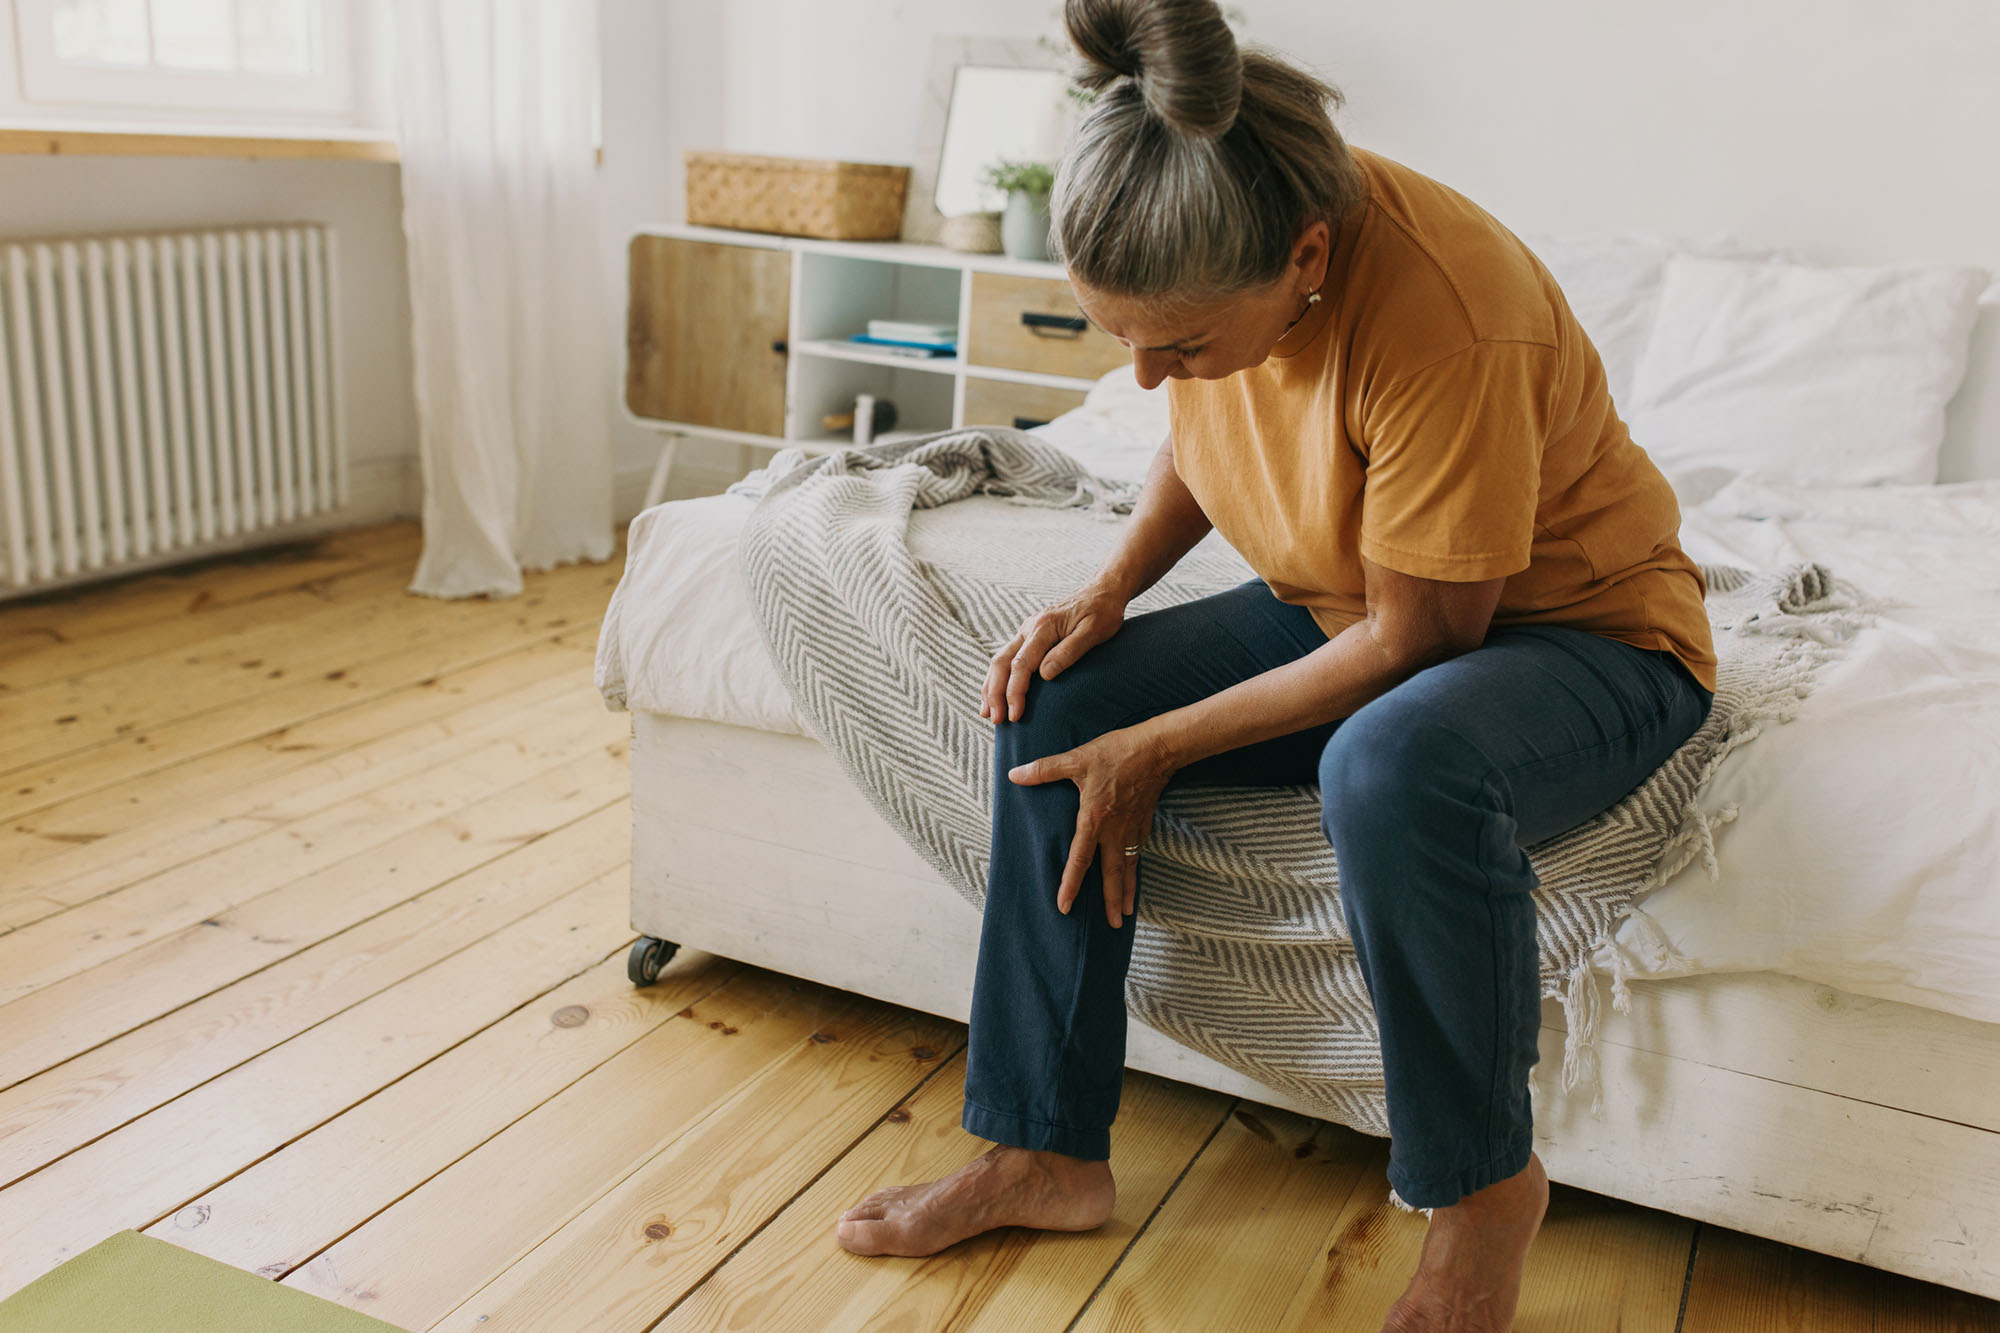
[{"left": 1051, "top": 0, "right": 1366, "bottom": 306}]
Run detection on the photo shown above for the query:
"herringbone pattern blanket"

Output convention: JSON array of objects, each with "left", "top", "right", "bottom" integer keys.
[{"left": 731, "top": 428, "right": 1863, "bottom": 1135}]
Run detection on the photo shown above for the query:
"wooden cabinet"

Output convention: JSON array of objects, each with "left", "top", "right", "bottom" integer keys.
[
  {"left": 626, "top": 236, "right": 790, "bottom": 436},
  {"left": 623, "top": 224, "right": 1130, "bottom": 453}
]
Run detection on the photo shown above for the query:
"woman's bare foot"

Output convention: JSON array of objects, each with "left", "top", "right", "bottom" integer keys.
[
  {"left": 1381, "top": 1152, "right": 1549, "bottom": 1332},
  {"left": 835, "top": 1143, "right": 1116, "bottom": 1257}
]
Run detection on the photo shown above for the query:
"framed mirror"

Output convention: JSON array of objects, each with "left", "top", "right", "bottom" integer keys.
[
  {"left": 901, "top": 36, "right": 1074, "bottom": 244},
  {"left": 933, "top": 65, "right": 1071, "bottom": 216}
]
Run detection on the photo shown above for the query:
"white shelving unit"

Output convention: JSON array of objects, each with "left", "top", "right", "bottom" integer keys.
[{"left": 625, "top": 224, "right": 1128, "bottom": 503}]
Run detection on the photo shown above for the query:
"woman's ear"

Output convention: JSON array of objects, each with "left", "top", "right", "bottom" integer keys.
[{"left": 1292, "top": 219, "right": 1332, "bottom": 289}]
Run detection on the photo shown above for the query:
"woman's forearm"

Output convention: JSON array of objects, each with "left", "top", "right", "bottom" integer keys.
[
  {"left": 1089, "top": 437, "right": 1214, "bottom": 602},
  {"left": 1131, "top": 619, "right": 1434, "bottom": 771}
]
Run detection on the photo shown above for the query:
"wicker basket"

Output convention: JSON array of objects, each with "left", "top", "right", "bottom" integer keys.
[{"left": 684, "top": 152, "right": 911, "bottom": 241}]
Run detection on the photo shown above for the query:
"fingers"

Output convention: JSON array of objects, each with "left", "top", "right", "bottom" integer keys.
[
  {"left": 983, "top": 594, "right": 1122, "bottom": 720},
  {"left": 1008, "top": 748, "right": 1073, "bottom": 787},
  {"left": 1052, "top": 815, "right": 1142, "bottom": 930},
  {"left": 1055, "top": 820, "right": 1097, "bottom": 917},
  {"left": 1004, "top": 622, "right": 1059, "bottom": 722},
  {"left": 981, "top": 633, "right": 1023, "bottom": 722},
  {"left": 1038, "top": 615, "right": 1101, "bottom": 681},
  {"left": 1100, "top": 830, "right": 1127, "bottom": 929}
]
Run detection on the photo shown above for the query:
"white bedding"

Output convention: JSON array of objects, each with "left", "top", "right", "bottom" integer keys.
[
  {"left": 1606, "top": 474, "right": 2000, "bottom": 1023},
  {"left": 594, "top": 371, "right": 1172, "bottom": 735},
  {"left": 595, "top": 382, "right": 2000, "bottom": 1026}
]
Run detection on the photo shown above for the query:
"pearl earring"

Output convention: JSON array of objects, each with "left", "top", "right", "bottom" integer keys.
[{"left": 1305, "top": 288, "right": 1322, "bottom": 307}]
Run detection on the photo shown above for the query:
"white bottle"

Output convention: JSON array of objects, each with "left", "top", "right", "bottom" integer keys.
[{"left": 853, "top": 393, "right": 876, "bottom": 446}]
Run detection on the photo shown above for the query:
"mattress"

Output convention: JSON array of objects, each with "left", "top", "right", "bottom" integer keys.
[{"left": 595, "top": 380, "right": 2000, "bottom": 1026}]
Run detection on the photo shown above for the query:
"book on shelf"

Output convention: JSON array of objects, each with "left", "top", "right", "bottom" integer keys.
[
  {"left": 848, "top": 333, "right": 957, "bottom": 357},
  {"left": 867, "top": 318, "right": 956, "bottom": 344}
]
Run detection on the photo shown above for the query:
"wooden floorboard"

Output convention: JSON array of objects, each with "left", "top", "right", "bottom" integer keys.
[
  {"left": 3, "top": 649, "right": 599, "bottom": 921},
  {"left": 0, "top": 523, "right": 420, "bottom": 669},
  {"left": 0, "top": 545, "right": 417, "bottom": 697},
  {"left": 1, "top": 519, "right": 1992, "bottom": 1332}
]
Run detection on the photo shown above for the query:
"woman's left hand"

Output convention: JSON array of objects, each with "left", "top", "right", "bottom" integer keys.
[{"left": 1007, "top": 725, "right": 1176, "bottom": 929}]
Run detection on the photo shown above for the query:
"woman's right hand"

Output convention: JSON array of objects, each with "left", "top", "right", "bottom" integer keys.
[{"left": 982, "top": 583, "right": 1130, "bottom": 723}]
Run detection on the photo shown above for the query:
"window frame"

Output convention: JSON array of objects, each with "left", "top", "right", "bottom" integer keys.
[{"left": 12, "top": 0, "right": 357, "bottom": 121}]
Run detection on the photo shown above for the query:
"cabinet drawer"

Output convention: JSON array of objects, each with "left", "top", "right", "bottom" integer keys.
[
  {"left": 965, "top": 273, "right": 1130, "bottom": 380},
  {"left": 962, "top": 378, "right": 1089, "bottom": 430},
  {"left": 626, "top": 236, "right": 790, "bottom": 436}
]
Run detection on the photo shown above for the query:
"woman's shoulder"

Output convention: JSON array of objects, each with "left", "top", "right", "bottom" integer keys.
[{"left": 1342, "top": 150, "right": 1561, "bottom": 358}]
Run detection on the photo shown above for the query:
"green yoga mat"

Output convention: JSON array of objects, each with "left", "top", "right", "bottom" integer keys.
[{"left": 0, "top": 1230, "right": 408, "bottom": 1332}]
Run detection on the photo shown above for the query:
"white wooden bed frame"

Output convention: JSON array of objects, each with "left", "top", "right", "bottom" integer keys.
[{"left": 627, "top": 710, "right": 2000, "bottom": 1300}]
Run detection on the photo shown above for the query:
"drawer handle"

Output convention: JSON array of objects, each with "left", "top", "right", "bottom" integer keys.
[
  {"left": 1012, "top": 415, "right": 1052, "bottom": 430},
  {"left": 1021, "top": 311, "right": 1087, "bottom": 339}
]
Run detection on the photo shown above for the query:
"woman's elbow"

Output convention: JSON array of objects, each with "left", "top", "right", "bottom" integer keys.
[{"left": 1365, "top": 618, "right": 1484, "bottom": 678}]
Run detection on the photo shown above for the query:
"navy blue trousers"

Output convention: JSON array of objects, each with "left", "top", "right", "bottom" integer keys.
[{"left": 961, "top": 578, "right": 1713, "bottom": 1208}]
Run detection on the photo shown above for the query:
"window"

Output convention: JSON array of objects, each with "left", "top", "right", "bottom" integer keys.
[{"left": 13, "top": 0, "right": 358, "bottom": 120}]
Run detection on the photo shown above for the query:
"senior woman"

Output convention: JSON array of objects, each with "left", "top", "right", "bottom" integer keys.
[{"left": 835, "top": 1, "right": 1717, "bottom": 1326}]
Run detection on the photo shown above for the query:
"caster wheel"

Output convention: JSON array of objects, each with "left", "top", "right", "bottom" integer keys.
[{"left": 628, "top": 936, "right": 680, "bottom": 986}]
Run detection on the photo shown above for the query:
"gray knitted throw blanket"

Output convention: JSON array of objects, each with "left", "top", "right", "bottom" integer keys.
[{"left": 730, "top": 428, "right": 1866, "bottom": 1137}]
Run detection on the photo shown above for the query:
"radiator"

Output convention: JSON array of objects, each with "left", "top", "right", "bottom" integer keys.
[{"left": 0, "top": 224, "right": 344, "bottom": 591}]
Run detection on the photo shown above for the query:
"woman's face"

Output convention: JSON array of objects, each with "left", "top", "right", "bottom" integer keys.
[{"left": 1071, "top": 221, "right": 1332, "bottom": 391}]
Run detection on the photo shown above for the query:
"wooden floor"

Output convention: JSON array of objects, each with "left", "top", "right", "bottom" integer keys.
[{"left": 2, "top": 519, "right": 1996, "bottom": 1332}]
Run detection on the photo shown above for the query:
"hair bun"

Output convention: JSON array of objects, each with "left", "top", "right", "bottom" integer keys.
[{"left": 1064, "top": 0, "right": 1244, "bottom": 140}]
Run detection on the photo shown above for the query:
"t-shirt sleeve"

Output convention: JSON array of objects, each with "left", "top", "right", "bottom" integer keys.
[{"left": 1357, "top": 339, "right": 1555, "bottom": 582}]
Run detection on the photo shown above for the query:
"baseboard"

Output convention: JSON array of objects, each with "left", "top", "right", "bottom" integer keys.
[
  {"left": 0, "top": 442, "right": 751, "bottom": 602},
  {"left": 0, "top": 454, "right": 419, "bottom": 603}
]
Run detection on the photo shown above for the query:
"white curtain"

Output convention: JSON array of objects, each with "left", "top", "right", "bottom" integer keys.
[{"left": 393, "top": 0, "right": 613, "bottom": 599}]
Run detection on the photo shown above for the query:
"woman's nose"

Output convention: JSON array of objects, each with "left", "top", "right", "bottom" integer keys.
[{"left": 1131, "top": 350, "right": 1175, "bottom": 390}]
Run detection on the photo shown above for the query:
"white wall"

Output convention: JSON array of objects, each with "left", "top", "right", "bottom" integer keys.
[
  {"left": 1289, "top": 0, "right": 2000, "bottom": 271},
  {"left": 634, "top": 0, "right": 2000, "bottom": 270},
  {"left": 597, "top": 0, "right": 729, "bottom": 509}
]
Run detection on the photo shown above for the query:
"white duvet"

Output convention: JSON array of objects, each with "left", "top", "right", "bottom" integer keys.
[
  {"left": 595, "top": 396, "right": 2000, "bottom": 1026},
  {"left": 1606, "top": 474, "right": 2000, "bottom": 1023}
]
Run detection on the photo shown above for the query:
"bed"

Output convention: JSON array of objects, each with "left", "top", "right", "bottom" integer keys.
[{"left": 596, "top": 239, "right": 2000, "bottom": 1298}]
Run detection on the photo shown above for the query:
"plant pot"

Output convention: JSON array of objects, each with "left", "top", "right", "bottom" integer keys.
[
  {"left": 1000, "top": 190, "right": 1052, "bottom": 263},
  {"left": 939, "top": 211, "right": 1004, "bottom": 253}
]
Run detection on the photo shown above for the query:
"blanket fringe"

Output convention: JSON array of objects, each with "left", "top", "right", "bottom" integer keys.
[
  {"left": 1602, "top": 902, "right": 1697, "bottom": 1012},
  {"left": 996, "top": 477, "right": 1139, "bottom": 521},
  {"left": 1552, "top": 957, "right": 1609, "bottom": 1116},
  {"left": 1387, "top": 1188, "right": 1434, "bottom": 1219}
]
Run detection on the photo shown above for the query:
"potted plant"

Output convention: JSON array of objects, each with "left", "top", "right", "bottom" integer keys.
[{"left": 982, "top": 159, "right": 1057, "bottom": 262}]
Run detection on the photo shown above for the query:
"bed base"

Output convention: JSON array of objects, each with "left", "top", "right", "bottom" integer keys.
[{"left": 628, "top": 711, "right": 2000, "bottom": 1299}]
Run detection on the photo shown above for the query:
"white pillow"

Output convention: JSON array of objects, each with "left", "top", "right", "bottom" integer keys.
[
  {"left": 1521, "top": 233, "right": 1675, "bottom": 409},
  {"left": 1938, "top": 283, "right": 2000, "bottom": 483},
  {"left": 1029, "top": 364, "right": 1167, "bottom": 482},
  {"left": 1521, "top": 232, "right": 1788, "bottom": 411},
  {"left": 1627, "top": 255, "right": 1990, "bottom": 487}
]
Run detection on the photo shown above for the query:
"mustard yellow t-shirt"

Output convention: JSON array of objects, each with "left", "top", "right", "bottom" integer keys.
[{"left": 1167, "top": 147, "right": 1719, "bottom": 693}]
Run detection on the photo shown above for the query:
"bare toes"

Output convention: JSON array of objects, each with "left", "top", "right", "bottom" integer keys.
[{"left": 834, "top": 1218, "right": 889, "bottom": 1255}]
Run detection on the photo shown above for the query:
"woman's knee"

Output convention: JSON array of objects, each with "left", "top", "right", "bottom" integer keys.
[
  {"left": 992, "top": 664, "right": 1128, "bottom": 767},
  {"left": 1317, "top": 704, "right": 1489, "bottom": 847}
]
